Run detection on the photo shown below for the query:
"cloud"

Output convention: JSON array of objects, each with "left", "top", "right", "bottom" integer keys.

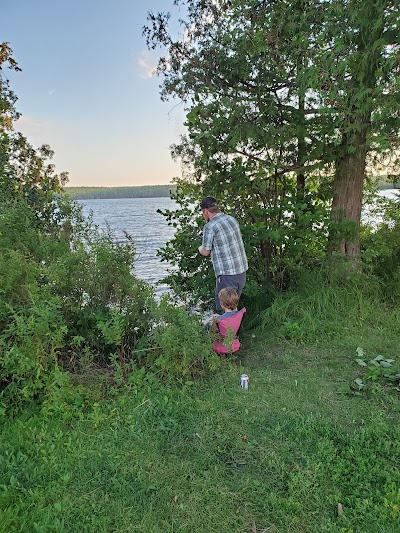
[
  {"left": 48, "top": 89, "right": 55, "bottom": 96},
  {"left": 137, "top": 50, "right": 158, "bottom": 79}
]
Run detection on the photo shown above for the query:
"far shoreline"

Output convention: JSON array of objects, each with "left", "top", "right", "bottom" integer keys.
[
  {"left": 66, "top": 183, "right": 398, "bottom": 201},
  {"left": 66, "top": 184, "right": 177, "bottom": 200}
]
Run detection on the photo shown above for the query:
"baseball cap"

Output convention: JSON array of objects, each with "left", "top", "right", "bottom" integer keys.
[{"left": 200, "top": 196, "right": 218, "bottom": 209}]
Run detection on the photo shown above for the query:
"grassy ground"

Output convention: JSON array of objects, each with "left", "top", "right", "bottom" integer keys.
[{"left": 1, "top": 331, "right": 400, "bottom": 532}]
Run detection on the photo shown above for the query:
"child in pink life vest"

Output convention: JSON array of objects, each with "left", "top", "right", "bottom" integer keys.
[{"left": 212, "top": 288, "right": 246, "bottom": 354}]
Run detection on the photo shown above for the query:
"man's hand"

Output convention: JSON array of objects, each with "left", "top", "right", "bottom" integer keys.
[{"left": 198, "top": 245, "right": 211, "bottom": 257}]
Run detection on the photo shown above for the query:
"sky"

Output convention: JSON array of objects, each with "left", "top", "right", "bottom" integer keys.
[{"left": 1, "top": 0, "right": 186, "bottom": 187}]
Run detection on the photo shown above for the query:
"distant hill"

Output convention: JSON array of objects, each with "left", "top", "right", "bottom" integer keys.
[{"left": 65, "top": 185, "right": 176, "bottom": 200}]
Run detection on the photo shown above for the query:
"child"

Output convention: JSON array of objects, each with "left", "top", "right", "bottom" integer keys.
[
  {"left": 215, "top": 287, "right": 240, "bottom": 319},
  {"left": 211, "top": 288, "right": 246, "bottom": 354}
]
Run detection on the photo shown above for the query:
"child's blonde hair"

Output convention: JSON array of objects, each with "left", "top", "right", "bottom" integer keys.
[{"left": 218, "top": 287, "right": 239, "bottom": 311}]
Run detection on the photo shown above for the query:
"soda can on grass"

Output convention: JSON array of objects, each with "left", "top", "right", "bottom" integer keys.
[{"left": 240, "top": 374, "right": 249, "bottom": 389}]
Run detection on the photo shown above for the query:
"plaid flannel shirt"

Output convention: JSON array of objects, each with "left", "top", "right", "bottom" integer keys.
[{"left": 202, "top": 213, "right": 248, "bottom": 276}]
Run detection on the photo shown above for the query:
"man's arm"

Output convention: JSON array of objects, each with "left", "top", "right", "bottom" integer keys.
[
  {"left": 199, "top": 223, "right": 213, "bottom": 257},
  {"left": 198, "top": 246, "right": 211, "bottom": 257}
]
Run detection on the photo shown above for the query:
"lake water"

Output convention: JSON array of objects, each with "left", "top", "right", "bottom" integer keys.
[
  {"left": 79, "top": 197, "right": 177, "bottom": 294},
  {"left": 79, "top": 190, "right": 399, "bottom": 293},
  {"left": 378, "top": 189, "right": 399, "bottom": 201}
]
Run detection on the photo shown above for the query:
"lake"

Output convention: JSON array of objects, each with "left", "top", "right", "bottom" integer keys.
[
  {"left": 79, "top": 197, "right": 177, "bottom": 294},
  {"left": 79, "top": 190, "right": 399, "bottom": 293}
]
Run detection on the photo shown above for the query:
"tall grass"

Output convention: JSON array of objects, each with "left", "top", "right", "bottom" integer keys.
[{"left": 260, "top": 265, "right": 400, "bottom": 351}]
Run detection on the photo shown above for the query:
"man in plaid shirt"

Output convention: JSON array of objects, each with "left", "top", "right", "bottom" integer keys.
[{"left": 198, "top": 197, "right": 248, "bottom": 310}]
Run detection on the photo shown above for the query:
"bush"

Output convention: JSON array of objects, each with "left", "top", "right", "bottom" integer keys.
[
  {"left": 0, "top": 196, "right": 156, "bottom": 413},
  {"left": 0, "top": 193, "right": 221, "bottom": 413},
  {"left": 0, "top": 291, "right": 67, "bottom": 414},
  {"left": 0, "top": 50, "right": 218, "bottom": 415},
  {"left": 144, "top": 297, "right": 220, "bottom": 382},
  {"left": 46, "top": 217, "right": 154, "bottom": 366}
]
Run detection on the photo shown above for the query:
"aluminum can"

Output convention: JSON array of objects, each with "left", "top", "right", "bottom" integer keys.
[{"left": 240, "top": 374, "right": 249, "bottom": 389}]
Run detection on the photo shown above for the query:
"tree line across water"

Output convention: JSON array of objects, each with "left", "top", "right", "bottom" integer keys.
[
  {"left": 66, "top": 180, "right": 398, "bottom": 201},
  {"left": 66, "top": 185, "right": 176, "bottom": 200}
]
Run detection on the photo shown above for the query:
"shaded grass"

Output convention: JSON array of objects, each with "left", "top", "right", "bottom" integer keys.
[{"left": 1, "top": 310, "right": 400, "bottom": 532}]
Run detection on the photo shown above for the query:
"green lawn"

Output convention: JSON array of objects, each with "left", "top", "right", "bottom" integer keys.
[{"left": 1, "top": 335, "right": 400, "bottom": 532}]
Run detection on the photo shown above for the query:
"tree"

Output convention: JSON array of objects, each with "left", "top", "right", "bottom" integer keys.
[
  {"left": 144, "top": 0, "right": 399, "bottom": 288},
  {"left": 145, "top": 0, "right": 335, "bottom": 293},
  {"left": 321, "top": 0, "right": 400, "bottom": 256},
  {"left": 0, "top": 42, "right": 68, "bottom": 226},
  {"left": 0, "top": 42, "right": 21, "bottom": 131}
]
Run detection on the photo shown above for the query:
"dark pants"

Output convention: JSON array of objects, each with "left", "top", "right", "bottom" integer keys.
[{"left": 215, "top": 272, "right": 246, "bottom": 311}]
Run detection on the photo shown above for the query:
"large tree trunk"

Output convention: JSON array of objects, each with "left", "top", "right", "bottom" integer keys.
[{"left": 329, "top": 128, "right": 367, "bottom": 257}]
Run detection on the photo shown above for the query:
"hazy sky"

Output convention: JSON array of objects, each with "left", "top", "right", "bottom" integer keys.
[{"left": 2, "top": 0, "right": 186, "bottom": 187}]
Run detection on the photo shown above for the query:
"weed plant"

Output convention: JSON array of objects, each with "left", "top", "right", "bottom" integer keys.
[{"left": 144, "top": 297, "right": 221, "bottom": 382}]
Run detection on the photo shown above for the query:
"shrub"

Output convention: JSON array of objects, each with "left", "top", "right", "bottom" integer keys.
[
  {"left": 0, "top": 196, "right": 156, "bottom": 413},
  {"left": 0, "top": 290, "right": 67, "bottom": 414},
  {"left": 145, "top": 297, "right": 220, "bottom": 382},
  {"left": 46, "top": 218, "right": 155, "bottom": 366}
]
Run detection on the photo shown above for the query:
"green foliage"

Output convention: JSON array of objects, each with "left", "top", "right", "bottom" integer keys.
[
  {"left": 158, "top": 176, "right": 330, "bottom": 313},
  {"left": 0, "top": 52, "right": 154, "bottom": 411},
  {"left": 0, "top": 48, "right": 222, "bottom": 415},
  {"left": 157, "top": 178, "right": 216, "bottom": 308},
  {"left": 1, "top": 133, "right": 68, "bottom": 217},
  {"left": 280, "top": 320, "right": 305, "bottom": 341},
  {"left": 361, "top": 190, "right": 400, "bottom": 302},
  {"left": 46, "top": 218, "right": 155, "bottom": 365},
  {"left": 261, "top": 264, "right": 400, "bottom": 346},
  {"left": 0, "top": 190, "right": 162, "bottom": 410},
  {"left": 0, "top": 296, "right": 66, "bottom": 414},
  {"left": 1, "top": 185, "right": 225, "bottom": 411},
  {"left": 0, "top": 43, "right": 21, "bottom": 130},
  {"left": 145, "top": 1, "right": 399, "bottom": 258},
  {"left": 146, "top": 296, "right": 220, "bottom": 381},
  {"left": 339, "top": 347, "right": 400, "bottom": 396}
]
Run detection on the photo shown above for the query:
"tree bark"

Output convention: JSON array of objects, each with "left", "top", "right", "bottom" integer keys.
[{"left": 329, "top": 128, "right": 368, "bottom": 257}]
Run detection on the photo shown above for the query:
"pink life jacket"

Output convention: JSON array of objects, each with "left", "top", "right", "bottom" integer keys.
[{"left": 213, "top": 308, "right": 246, "bottom": 354}]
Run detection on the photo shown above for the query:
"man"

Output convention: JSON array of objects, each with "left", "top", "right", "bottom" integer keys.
[{"left": 198, "top": 196, "right": 248, "bottom": 310}]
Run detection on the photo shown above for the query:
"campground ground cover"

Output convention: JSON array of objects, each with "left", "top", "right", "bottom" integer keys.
[{"left": 1, "top": 327, "right": 399, "bottom": 533}]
